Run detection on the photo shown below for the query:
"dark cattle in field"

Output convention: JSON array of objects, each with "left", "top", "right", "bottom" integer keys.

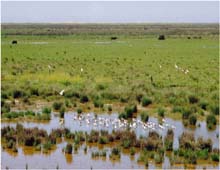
[
  {"left": 12, "top": 40, "right": 17, "bottom": 44},
  {"left": 187, "top": 37, "right": 191, "bottom": 39},
  {"left": 111, "top": 37, "right": 117, "bottom": 40},
  {"left": 158, "top": 35, "right": 165, "bottom": 40}
]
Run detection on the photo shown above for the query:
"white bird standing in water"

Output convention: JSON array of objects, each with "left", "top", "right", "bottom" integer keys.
[
  {"left": 59, "top": 89, "right": 65, "bottom": 96},
  {"left": 59, "top": 118, "right": 64, "bottom": 125}
]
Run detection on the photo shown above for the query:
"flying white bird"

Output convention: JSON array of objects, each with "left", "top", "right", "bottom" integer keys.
[{"left": 59, "top": 89, "right": 65, "bottom": 96}]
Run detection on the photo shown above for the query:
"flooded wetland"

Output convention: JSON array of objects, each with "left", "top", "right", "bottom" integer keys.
[{"left": 1, "top": 23, "right": 219, "bottom": 169}]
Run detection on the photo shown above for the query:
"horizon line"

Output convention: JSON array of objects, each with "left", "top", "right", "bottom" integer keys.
[{"left": 2, "top": 22, "right": 219, "bottom": 24}]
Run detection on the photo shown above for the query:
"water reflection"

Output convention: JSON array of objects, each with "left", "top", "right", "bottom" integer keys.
[
  {"left": 1, "top": 112, "right": 219, "bottom": 169},
  {"left": 2, "top": 112, "right": 219, "bottom": 149}
]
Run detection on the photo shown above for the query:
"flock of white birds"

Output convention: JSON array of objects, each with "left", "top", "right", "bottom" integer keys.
[{"left": 69, "top": 113, "right": 176, "bottom": 132}]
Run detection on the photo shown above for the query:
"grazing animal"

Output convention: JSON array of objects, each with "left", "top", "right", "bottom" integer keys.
[
  {"left": 158, "top": 35, "right": 165, "bottom": 40},
  {"left": 111, "top": 37, "right": 117, "bottom": 40},
  {"left": 12, "top": 40, "right": 17, "bottom": 44}
]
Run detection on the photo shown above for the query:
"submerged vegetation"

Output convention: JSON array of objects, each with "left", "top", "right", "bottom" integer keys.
[{"left": 1, "top": 124, "right": 218, "bottom": 165}]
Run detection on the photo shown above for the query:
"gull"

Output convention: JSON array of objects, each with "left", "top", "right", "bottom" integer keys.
[{"left": 59, "top": 89, "right": 65, "bottom": 96}]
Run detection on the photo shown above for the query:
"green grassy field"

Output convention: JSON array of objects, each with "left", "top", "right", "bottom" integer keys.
[{"left": 1, "top": 24, "right": 219, "bottom": 123}]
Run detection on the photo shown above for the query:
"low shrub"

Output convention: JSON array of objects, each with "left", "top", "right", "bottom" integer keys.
[
  {"left": 184, "top": 150, "right": 197, "bottom": 164},
  {"left": 154, "top": 153, "right": 163, "bottom": 164},
  {"left": 7, "top": 140, "right": 14, "bottom": 149},
  {"left": 59, "top": 106, "right": 65, "bottom": 118},
  {"left": 165, "top": 129, "right": 174, "bottom": 151},
  {"left": 158, "top": 107, "right": 165, "bottom": 117},
  {"left": 189, "top": 114, "right": 197, "bottom": 126},
  {"left": 108, "top": 105, "right": 112, "bottom": 112},
  {"left": 24, "top": 134, "right": 35, "bottom": 146},
  {"left": 197, "top": 137, "right": 212, "bottom": 152},
  {"left": 122, "top": 139, "right": 131, "bottom": 149},
  {"left": 96, "top": 84, "right": 106, "bottom": 90},
  {"left": 210, "top": 104, "right": 219, "bottom": 115},
  {"left": 53, "top": 102, "right": 63, "bottom": 110},
  {"left": 196, "top": 149, "right": 209, "bottom": 160},
  {"left": 111, "top": 147, "right": 120, "bottom": 156},
  {"left": 30, "top": 88, "right": 39, "bottom": 96},
  {"left": 1, "top": 102, "right": 11, "bottom": 113},
  {"left": 12, "top": 89, "right": 24, "bottom": 98},
  {"left": 80, "top": 95, "right": 89, "bottom": 103},
  {"left": 43, "top": 141, "right": 52, "bottom": 151},
  {"left": 42, "top": 107, "right": 51, "bottom": 114},
  {"left": 100, "top": 150, "right": 107, "bottom": 157},
  {"left": 179, "top": 132, "right": 195, "bottom": 150},
  {"left": 211, "top": 153, "right": 219, "bottom": 162},
  {"left": 182, "top": 108, "right": 192, "bottom": 119},
  {"left": 98, "top": 136, "right": 108, "bottom": 144},
  {"left": 141, "top": 97, "right": 152, "bottom": 107},
  {"left": 188, "top": 95, "right": 199, "bottom": 104},
  {"left": 77, "top": 108, "right": 82, "bottom": 114},
  {"left": 93, "top": 100, "right": 104, "bottom": 108},
  {"left": 140, "top": 111, "right": 149, "bottom": 122},
  {"left": 119, "top": 105, "right": 137, "bottom": 119},
  {"left": 199, "top": 101, "right": 208, "bottom": 110},
  {"left": 206, "top": 114, "right": 217, "bottom": 129},
  {"left": 130, "top": 147, "right": 135, "bottom": 156},
  {"left": 65, "top": 143, "right": 73, "bottom": 154},
  {"left": 172, "top": 106, "right": 183, "bottom": 113}
]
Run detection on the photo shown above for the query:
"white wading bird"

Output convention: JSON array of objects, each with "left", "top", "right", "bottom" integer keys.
[
  {"left": 59, "top": 89, "right": 65, "bottom": 96},
  {"left": 175, "top": 64, "right": 178, "bottom": 69}
]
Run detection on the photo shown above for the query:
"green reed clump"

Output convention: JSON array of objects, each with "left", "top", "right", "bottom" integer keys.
[
  {"left": 206, "top": 114, "right": 217, "bottom": 129},
  {"left": 53, "top": 102, "right": 63, "bottom": 110},
  {"left": 65, "top": 143, "right": 73, "bottom": 154},
  {"left": 140, "top": 111, "right": 149, "bottom": 122},
  {"left": 141, "top": 96, "right": 152, "bottom": 107}
]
